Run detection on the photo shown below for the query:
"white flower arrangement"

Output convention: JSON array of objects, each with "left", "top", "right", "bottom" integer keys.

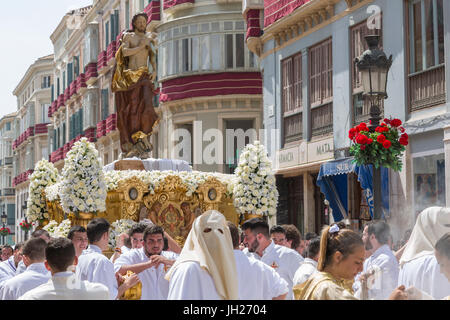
[
  {"left": 109, "top": 219, "right": 136, "bottom": 249},
  {"left": 60, "top": 138, "right": 107, "bottom": 214},
  {"left": 233, "top": 141, "right": 279, "bottom": 217},
  {"left": 45, "top": 182, "right": 61, "bottom": 202},
  {"left": 26, "top": 159, "right": 59, "bottom": 223},
  {"left": 43, "top": 219, "right": 72, "bottom": 238}
]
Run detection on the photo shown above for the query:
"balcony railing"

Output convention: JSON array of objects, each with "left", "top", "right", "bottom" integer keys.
[
  {"left": 409, "top": 64, "right": 446, "bottom": 112},
  {"left": 311, "top": 103, "right": 333, "bottom": 137},
  {"left": 284, "top": 113, "right": 303, "bottom": 144}
]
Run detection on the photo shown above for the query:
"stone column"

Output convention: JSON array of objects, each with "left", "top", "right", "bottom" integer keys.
[{"left": 303, "top": 172, "right": 315, "bottom": 234}]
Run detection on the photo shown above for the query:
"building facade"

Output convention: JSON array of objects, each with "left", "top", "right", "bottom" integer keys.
[
  {"left": 12, "top": 54, "right": 53, "bottom": 243},
  {"left": 47, "top": 0, "right": 263, "bottom": 174},
  {"left": 247, "top": 0, "right": 449, "bottom": 238},
  {"left": 0, "top": 113, "right": 17, "bottom": 245}
]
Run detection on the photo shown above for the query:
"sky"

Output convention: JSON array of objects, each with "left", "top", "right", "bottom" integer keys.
[{"left": 0, "top": 0, "right": 93, "bottom": 119}]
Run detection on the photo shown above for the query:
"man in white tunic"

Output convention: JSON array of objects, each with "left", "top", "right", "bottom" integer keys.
[
  {"left": 293, "top": 237, "right": 320, "bottom": 286},
  {"left": 114, "top": 225, "right": 178, "bottom": 299},
  {"left": 15, "top": 229, "right": 51, "bottom": 276},
  {"left": 398, "top": 207, "right": 450, "bottom": 299},
  {"left": 166, "top": 210, "right": 239, "bottom": 300},
  {"left": 0, "top": 238, "right": 50, "bottom": 300},
  {"left": 0, "top": 243, "right": 23, "bottom": 287},
  {"left": 242, "top": 218, "right": 303, "bottom": 300},
  {"left": 354, "top": 221, "right": 399, "bottom": 300},
  {"left": 67, "top": 226, "right": 89, "bottom": 258},
  {"left": 228, "top": 222, "right": 288, "bottom": 300},
  {"left": 75, "top": 218, "right": 118, "bottom": 300},
  {"left": 19, "top": 238, "right": 110, "bottom": 300}
]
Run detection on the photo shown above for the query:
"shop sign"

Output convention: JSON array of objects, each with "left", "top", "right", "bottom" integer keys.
[
  {"left": 276, "top": 146, "right": 299, "bottom": 169},
  {"left": 308, "top": 138, "right": 334, "bottom": 162}
]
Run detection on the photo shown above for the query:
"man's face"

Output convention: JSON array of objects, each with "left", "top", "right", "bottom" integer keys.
[
  {"left": 271, "top": 232, "right": 287, "bottom": 246},
  {"left": 135, "top": 16, "right": 147, "bottom": 33},
  {"left": 362, "top": 226, "right": 373, "bottom": 251},
  {"left": 71, "top": 232, "right": 88, "bottom": 256},
  {"left": 144, "top": 233, "right": 164, "bottom": 256},
  {"left": 130, "top": 232, "right": 144, "bottom": 249},
  {"left": 435, "top": 250, "right": 450, "bottom": 282},
  {"left": 13, "top": 249, "right": 23, "bottom": 264},
  {"left": 243, "top": 229, "right": 260, "bottom": 253},
  {"left": 1, "top": 248, "right": 13, "bottom": 261}
]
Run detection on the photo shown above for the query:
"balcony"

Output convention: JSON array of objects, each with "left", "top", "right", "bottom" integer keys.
[
  {"left": 97, "top": 50, "right": 108, "bottom": 74},
  {"left": 85, "top": 63, "right": 98, "bottom": 85},
  {"left": 2, "top": 188, "right": 15, "bottom": 196},
  {"left": 409, "top": 64, "right": 446, "bottom": 112},
  {"left": 13, "top": 170, "right": 34, "bottom": 187},
  {"left": 34, "top": 123, "right": 49, "bottom": 135},
  {"left": 96, "top": 120, "right": 107, "bottom": 139},
  {"left": 311, "top": 103, "right": 333, "bottom": 137},
  {"left": 76, "top": 73, "right": 87, "bottom": 94},
  {"left": 163, "top": 0, "right": 194, "bottom": 14},
  {"left": 107, "top": 41, "right": 118, "bottom": 64},
  {"left": 106, "top": 113, "right": 117, "bottom": 134},
  {"left": 144, "top": 1, "right": 161, "bottom": 29}
]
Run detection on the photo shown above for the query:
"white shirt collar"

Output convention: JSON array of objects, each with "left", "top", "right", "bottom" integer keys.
[
  {"left": 87, "top": 244, "right": 103, "bottom": 254},
  {"left": 304, "top": 258, "right": 318, "bottom": 267},
  {"left": 262, "top": 241, "right": 275, "bottom": 257},
  {"left": 52, "top": 271, "right": 74, "bottom": 278},
  {"left": 370, "top": 244, "right": 391, "bottom": 259},
  {"left": 26, "top": 262, "right": 48, "bottom": 274}
]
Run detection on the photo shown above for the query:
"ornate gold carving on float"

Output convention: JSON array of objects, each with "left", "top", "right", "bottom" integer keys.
[{"left": 43, "top": 175, "right": 240, "bottom": 247}]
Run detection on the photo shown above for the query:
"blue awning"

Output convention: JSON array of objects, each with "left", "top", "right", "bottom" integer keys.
[{"left": 317, "top": 157, "right": 389, "bottom": 222}]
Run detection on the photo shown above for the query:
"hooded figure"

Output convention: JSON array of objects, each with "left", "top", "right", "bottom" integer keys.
[
  {"left": 398, "top": 207, "right": 450, "bottom": 299},
  {"left": 165, "top": 210, "right": 238, "bottom": 300}
]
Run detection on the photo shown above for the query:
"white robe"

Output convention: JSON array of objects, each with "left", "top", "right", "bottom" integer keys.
[
  {"left": 0, "top": 256, "right": 18, "bottom": 286},
  {"left": 243, "top": 241, "right": 304, "bottom": 300},
  {"left": 398, "top": 253, "right": 450, "bottom": 300},
  {"left": 167, "top": 261, "right": 221, "bottom": 300},
  {"left": 293, "top": 258, "right": 318, "bottom": 286},
  {"left": 18, "top": 271, "right": 110, "bottom": 300},
  {"left": 113, "top": 248, "right": 178, "bottom": 300},
  {"left": 75, "top": 244, "right": 118, "bottom": 300},
  {"left": 234, "top": 250, "right": 288, "bottom": 300},
  {"left": 0, "top": 262, "right": 50, "bottom": 300},
  {"left": 354, "top": 244, "right": 399, "bottom": 300}
]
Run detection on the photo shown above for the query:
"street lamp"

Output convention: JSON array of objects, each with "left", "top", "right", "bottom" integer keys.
[
  {"left": 1, "top": 209, "right": 7, "bottom": 245},
  {"left": 355, "top": 34, "right": 392, "bottom": 220}
]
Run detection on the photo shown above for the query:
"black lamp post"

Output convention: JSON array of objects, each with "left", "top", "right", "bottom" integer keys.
[
  {"left": 1, "top": 210, "right": 7, "bottom": 245},
  {"left": 355, "top": 35, "right": 392, "bottom": 220}
]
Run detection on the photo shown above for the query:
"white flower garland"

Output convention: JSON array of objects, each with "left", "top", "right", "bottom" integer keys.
[
  {"left": 26, "top": 160, "right": 59, "bottom": 223},
  {"left": 233, "top": 141, "right": 279, "bottom": 217},
  {"left": 45, "top": 182, "right": 61, "bottom": 202},
  {"left": 109, "top": 219, "right": 136, "bottom": 249},
  {"left": 60, "top": 138, "right": 107, "bottom": 214},
  {"left": 43, "top": 219, "right": 72, "bottom": 238}
]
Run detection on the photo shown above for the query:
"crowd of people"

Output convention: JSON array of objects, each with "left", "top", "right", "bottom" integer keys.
[{"left": 0, "top": 206, "right": 448, "bottom": 300}]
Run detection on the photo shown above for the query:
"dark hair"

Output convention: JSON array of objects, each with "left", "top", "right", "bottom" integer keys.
[
  {"left": 282, "top": 224, "right": 302, "bottom": 250},
  {"left": 242, "top": 218, "right": 269, "bottom": 239},
  {"left": 87, "top": 218, "right": 110, "bottom": 243},
  {"left": 306, "top": 237, "right": 321, "bottom": 259},
  {"left": 227, "top": 222, "right": 240, "bottom": 249},
  {"left": 305, "top": 232, "right": 318, "bottom": 241},
  {"left": 67, "top": 226, "right": 86, "bottom": 240},
  {"left": 367, "top": 221, "right": 391, "bottom": 245},
  {"left": 129, "top": 222, "right": 148, "bottom": 237},
  {"left": 143, "top": 225, "right": 164, "bottom": 241},
  {"left": 31, "top": 229, "right": 50, "bottom": 239},
  {"left": 14, "top": 242, "right": 24, "bottom": 252},
  {"left": 131, "top": 12, "right": 148, "bottom": 32},
  {"left": 270, "top": 225, "right": 286, "bottom": 235},
  {"left": 435, "top": 232, "right": 450, "bottom": 260},
  {"left": 318, "top": 222, "right": 363, "bottom": 271},
  {"left": 163, "top": 237, "right": 168, "bottom": 251},
  {"left": 46, "top": 238, "right": 75, "bottom": 272},
  {"left": 23, "top": 238, "right": 47, "bottom": 261}
]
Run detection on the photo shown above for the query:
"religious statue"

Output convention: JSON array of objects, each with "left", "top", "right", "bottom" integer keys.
[{"left": 112, "top": 12, "right": 159, "bottom": 159}]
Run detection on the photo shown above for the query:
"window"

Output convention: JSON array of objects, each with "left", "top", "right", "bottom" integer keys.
[
  {"left": 101, "top": 89, "right": 109, "bottom": 121},
  {"left": 225, "top": 34, "right": 245, "bottom": 69},
  {"left": 309, "top": 38, "right": 333, "bottom": 137},
  {"left": 351, "top": 19, "right": 383, "bottom": 124},
  {"left": 105, "top": 21, "right": 110, "bottom": 47},
  {"left": 225, "top": 120, "right": 255, "bottom": 174},
  {"left": 409, "top": 0, "right": 444, "bottom": 73},
  {"left": 282, "top": 53, "right": 303, "bottom": 144},
  {"left": 5, "top": 122, "right": 11, "bottom": 131},
  {"left": 125, "top": 1, "right": 130, "bottom": 29},
  {"left": 41, "top": 104, "right": 50, "bottom": 123},
  {"left": 41, "top": 76, "right": 51, "bottom": 89},
  {"left": 408, "top": 0, "right": 445, "bottom": 111}
]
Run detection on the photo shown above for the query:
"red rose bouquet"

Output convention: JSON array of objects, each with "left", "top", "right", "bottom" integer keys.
[
  {"left": 0, "top": 227, "right": 11, "bottom": 237},
  {"left": 19, "top": 219, "right": 33, "bottom": 232},
  {"left": 349, "top": 118, "right": 408, "bottom": 171}
]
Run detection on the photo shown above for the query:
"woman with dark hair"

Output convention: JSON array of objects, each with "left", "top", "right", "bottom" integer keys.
[{"left": 294, "top": 222, "right": 407, "bottom": 300}]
